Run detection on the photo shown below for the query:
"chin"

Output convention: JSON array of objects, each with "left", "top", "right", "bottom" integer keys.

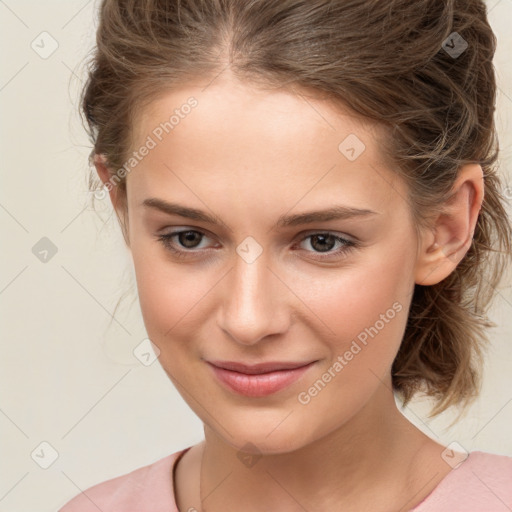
[{"left": 210, "top": 413, "right": 317, "bottom": 456}]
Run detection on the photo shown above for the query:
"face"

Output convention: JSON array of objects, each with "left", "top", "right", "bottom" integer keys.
[{"left": 122, "top": 75, "right": 420, "bottom": 453}]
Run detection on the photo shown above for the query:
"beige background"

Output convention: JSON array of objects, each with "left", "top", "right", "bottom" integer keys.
[{"left": 0, "top": 1, "right": 511, "bottom": 510}]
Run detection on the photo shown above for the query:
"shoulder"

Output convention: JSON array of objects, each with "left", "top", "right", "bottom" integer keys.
[
  {"left": 57, "top": 447, "right": 191, "bottom": 512},
  {"left": 455, "top": 450, "right": 512, "bottom": 493},
  {"left": 465, "top": 450, "right": 512, "bottom": 474},
  {"left": 414, "top": 450, "right": 512, "bottom": 511}
]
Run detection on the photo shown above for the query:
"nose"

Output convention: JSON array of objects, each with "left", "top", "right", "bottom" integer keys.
[{"left": 217, "top": 250, "right": 290, "bottom": 346}]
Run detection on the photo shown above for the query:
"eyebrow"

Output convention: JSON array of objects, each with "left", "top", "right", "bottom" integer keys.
[{"left": 142, "top": 198, "right": 378, "bottom": 228}]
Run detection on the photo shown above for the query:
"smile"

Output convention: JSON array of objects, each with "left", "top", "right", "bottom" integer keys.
[{"left": 206, "top": 360, "right": 317, "bottom": 397}]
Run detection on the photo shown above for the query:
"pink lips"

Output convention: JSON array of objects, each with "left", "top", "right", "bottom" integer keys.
[{"left": 207, "top": 360, "right": 317, "bottom": 397}]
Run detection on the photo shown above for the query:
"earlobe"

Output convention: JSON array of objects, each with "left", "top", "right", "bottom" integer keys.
[{"left": 414, "top": 164, "right": 484, "bottom": 286}]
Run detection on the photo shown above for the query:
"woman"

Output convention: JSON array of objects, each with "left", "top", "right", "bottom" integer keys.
[{"left": 60, "top": 0, "right": 512, "bottom": 510}]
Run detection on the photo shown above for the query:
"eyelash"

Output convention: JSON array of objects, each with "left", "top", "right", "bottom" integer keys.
[{"left": 155, "top": 229, "right": 357, "bottom": 261}]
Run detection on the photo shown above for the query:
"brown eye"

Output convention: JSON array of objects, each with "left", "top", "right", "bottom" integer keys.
[
  {"left": 297, "top": 232, "right": 357, "bottom": 259},
  {"left": 308, "top": 234, "right": 337, "bottom": 252},
  {"left": 155, "top": 229, "right": 357, "bottom": 262},
  {"left": 156, "top": 229, "right": 211, "bottom": 256},
  {"left": 176, "top": 230, "right": 204, "bottom": 249}
]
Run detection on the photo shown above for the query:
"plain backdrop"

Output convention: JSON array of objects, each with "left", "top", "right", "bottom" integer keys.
[{"left": 0, "top": 1, "right": 511, "bottom": 511}]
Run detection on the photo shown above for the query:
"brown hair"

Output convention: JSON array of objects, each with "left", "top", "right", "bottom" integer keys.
[{"left": 81, "top": 0, "right": 512, "bottom": 416}]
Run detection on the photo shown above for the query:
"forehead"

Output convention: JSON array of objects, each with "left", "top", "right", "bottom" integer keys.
[
  {"left": 127, "top": 76, "right": 404, "bottom": 215},
  {"left": 133, "top": 76, "right": 386, "bottom": 155}
]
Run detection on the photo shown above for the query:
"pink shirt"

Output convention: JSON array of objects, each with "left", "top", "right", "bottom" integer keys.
[{"left": 58, "top": 447, "right": 512, "bottom": 511}]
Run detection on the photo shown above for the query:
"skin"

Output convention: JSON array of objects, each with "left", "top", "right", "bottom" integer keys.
[{"left": 95, "top": 72, "right": 484, "bottom": 512}]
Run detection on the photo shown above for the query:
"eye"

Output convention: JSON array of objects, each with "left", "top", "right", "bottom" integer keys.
[
  {"left": 155, "top": 229, "right": 358, "bottom": 260},
  {"left": 156, "top": 229, "right": 213, "bottom": 258},
  {"left": 294, "top": 232, "right": 357, "bottom": 259}
]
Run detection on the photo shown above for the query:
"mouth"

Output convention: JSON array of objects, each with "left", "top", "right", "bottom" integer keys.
[{"left": 206, "top": 360, "right": 318, "bottom": 397}]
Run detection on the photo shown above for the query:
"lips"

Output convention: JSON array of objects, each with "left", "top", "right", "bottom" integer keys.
[
  {"left": 206, "top": 360, "right": 317, "bottom": 397},
  {"left": 208, "top": 360, "right": 315, "bottom": 374}
]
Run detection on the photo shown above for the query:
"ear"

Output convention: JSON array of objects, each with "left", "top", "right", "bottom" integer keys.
[
  {"left": 415, "top": 163, "right": 484, "bottom": 286},
  {"left": 93, "top": 153, "right": 130, "bottom": 247}
]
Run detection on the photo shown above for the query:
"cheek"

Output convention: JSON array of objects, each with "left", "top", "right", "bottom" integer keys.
[
  {"left": 129, "top": 231, "right": 187, "bottom": 336},
  {"left": 133, "top": 256, "right": 203, "bottom": 340},
  {"left": 291, "top": 250, "right": 413, "bottom": 436},
  {"left": 129, "top": 235, "right": 221, "bottom": 378},
  {"left": 305, "top": 241, "right": 414, "bottom": 354}
]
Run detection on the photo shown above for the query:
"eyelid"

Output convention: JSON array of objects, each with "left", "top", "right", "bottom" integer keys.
[
  {"left": 156, "top": 227, "right": 358, "bottom": 261},
  {"left": 157, "top": 226, "right": 356, "bottom": 242},
  {"left": 297, "top": 228, "right": 356, "bottom": 243}
]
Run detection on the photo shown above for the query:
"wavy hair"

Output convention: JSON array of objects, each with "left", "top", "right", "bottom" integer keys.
[{"left": 80, "top": 0, "right": 512, "bottom": 416}]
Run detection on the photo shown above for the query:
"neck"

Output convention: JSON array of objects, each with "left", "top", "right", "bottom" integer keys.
[{"left": 198, "top": 385, "right": 449, "bottom": 512}]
